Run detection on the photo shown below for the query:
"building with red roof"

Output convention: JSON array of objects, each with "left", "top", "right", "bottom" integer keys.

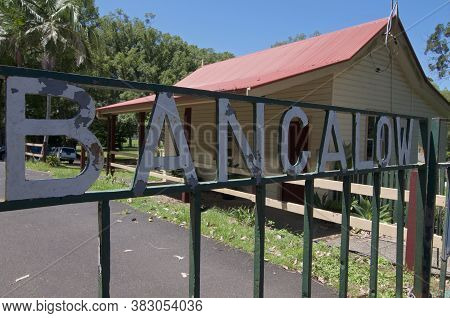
[{"left": 97, "top": 14, "right": 449, "bottom": 202}]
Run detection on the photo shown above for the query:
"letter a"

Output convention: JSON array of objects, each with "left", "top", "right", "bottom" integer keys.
[
  {"left": 318, "top": 111, "right": 347, "bottom": 172},
  {"left": 133, "top": 92, "right": 198, "bottom": 195}
]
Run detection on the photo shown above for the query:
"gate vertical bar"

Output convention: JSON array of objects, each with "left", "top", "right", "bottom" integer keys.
[
  {"left": 98, "top": 200, "right": 111, "bottom": 298},
  {"left": 414, "top": 119, "right": 435, "bottom": 297},
  {"left": 439, "top": 167, "right": 450, "bottom": 297},
  {"left": 253, "top": 183, "right": 266, "bottom": 297},
  {"left": 369, "top": 172, "right": 381, "bottom": 298},
  {"left": 302, "top": 179, "right": 314, "bottom": 298},
  {"left": 339, "top": 175, "right": 351, "bottom": 297},
  {"left": 423, "top": 118, "right": 439, "bottom": 297},
  {"left": 395, "top": 169, "right": 405, "bottom": 297},
  {"left": 253, "top": 101, "right": 265, "bottom": 297},
  {"left": 189, "top": 190, "right": 201, "bottom": 298}
]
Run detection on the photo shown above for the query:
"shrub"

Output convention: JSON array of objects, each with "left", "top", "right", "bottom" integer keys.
[
  {"left": 351, "top": 195, "right": 392, "bottom": 223},
  {"left": 314, "top": 192, "right": 342, "bottom": 212},
  {"left": 47, "top": 155, "right": 60, "bottom": 167}
]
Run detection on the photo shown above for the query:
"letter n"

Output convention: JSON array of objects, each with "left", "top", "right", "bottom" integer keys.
[{"left": 216, "top": 98, "right": 264, "bottom": 183}]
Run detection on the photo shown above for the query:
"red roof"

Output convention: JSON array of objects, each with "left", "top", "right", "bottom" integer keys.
[{"left": 98, "top": 17, "right": 388, "bottom": 112}]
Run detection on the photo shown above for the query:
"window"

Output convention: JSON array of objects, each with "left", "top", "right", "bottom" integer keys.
[
  {"left": 366, "top": 116, "right": 375, "bottom": 160},
  {"left": 366, "top": 116, "right": 390, "bottom": 161}
]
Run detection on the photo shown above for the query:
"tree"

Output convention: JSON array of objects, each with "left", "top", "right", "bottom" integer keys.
[
  {"left": 92, "top": 10, "right": 233, "bottom": 86},
  {"left": 271, "top": 31, "right": 321, "bottom": 48},
  {"left": 22, "top": 0, "right": 98, "bottom": 159},
  {"left": 425, "top": 22, "right": 449, "bottom": 79},
  {"left": 117, "top": 114, "right": 138, "bottom": 149},
  {"left": 0, "top": 4, "right": 234, "bottom": 149},
  {"left": 0, "top": 0, "right": 43, "bottom": 144}
]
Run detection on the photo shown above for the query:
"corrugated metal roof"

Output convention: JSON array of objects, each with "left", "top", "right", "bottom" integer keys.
[{"left": 98, "top": 17, "right": 388, "bottom": 112}]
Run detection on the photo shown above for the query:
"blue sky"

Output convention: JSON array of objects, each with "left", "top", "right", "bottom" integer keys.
[{"left": 96, "top": 0, "right": 449, "bottom": 89}]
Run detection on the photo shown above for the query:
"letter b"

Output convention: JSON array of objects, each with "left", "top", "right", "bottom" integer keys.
[{"left": 5, "top": 77, "right": 103, "bottom": 200}]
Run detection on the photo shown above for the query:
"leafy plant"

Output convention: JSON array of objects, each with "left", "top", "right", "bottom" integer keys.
[
  {"left": 229, "top": 206, "right": 254, "bottom": 227},
  {"left": 314, "top": 192, "right": 341, "bottom": 212},
  {"left": 351, "top": 195, "right": 393, "bottom": 223},
  {"left": 47, "top": 154, "right": 60, "bottom": 167},
  {"left": 425, "top": 22, "right": 449, "bottom": 79}
]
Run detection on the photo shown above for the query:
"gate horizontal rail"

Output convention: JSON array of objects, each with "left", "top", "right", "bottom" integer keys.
[{"left": 0, "top": 164, "right": 423, "bottom": 212}]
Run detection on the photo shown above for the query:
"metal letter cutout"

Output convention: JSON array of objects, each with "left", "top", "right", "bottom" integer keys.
[
  {"left": 318, "top": 111, "right": 347, "bottom": 172},
  {"left": 5, "top": 77, "right": 103, "bottom": 200},
  {"left": 279, "top": 106, "right": 310, "bottom": 175},
  {"left": 216, "top": 99, "right": 264, "bottom": 183},
  {"left": 133, "top": 92, "right": 198, "bottom": 195}
]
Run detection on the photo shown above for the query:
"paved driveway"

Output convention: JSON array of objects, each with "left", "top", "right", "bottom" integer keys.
[{"left": 0, "top": 164, "right": 335, "bottom": 297}]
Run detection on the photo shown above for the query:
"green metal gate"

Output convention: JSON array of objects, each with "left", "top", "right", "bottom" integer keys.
[{"left": 0, "top": 65, "right": 447, "bottom": 298}]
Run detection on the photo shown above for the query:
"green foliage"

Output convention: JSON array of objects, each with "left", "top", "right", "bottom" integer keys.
[
  {"left": 271, "top": 31, "right": 321, "bottom": 48},
  {"left": 47, "top": 154, "right": 60, "bottom": 167},
  {"left": 425, "top": 22, "right": 449, "bottom": 79},
  {"left": 351, "top": 195, "right": 393, "bottom": 223},
  {"left": 0, "top": 3, "right": 234, "bottom": 125},
  {"left": 313, "top": 192, "right": 341, "bottom": 212},
  {"left": 90, "top": 9, "right": 233, "bottom": 87},
  {"left": 117, "top": 113, "right": 138, "bottom": 149},
  {"left": 0, "top": 0, "right": 98, "bottom": 71},
  {"left": 228, "top": 206, "right": 255, "bottom": 227}
]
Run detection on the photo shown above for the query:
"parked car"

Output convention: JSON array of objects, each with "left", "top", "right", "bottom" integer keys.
[
  {"left": 0, "top": 145, "right": 5, "bottom": 161},
  {"left": 56, "top": 147, "right": 76, "bottom": 164}
]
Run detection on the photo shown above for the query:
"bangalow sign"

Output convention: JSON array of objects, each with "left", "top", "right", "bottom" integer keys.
[
  {"left": 4, "top": 76, "right": 415, "bottom": 201},
  {"left": 0, "top": 66, "right": 444, "bottom": 299}
]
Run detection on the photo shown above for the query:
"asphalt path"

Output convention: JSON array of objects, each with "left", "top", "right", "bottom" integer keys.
[{"left": 0, "top": 164, "right": 335, "bottom": 297}]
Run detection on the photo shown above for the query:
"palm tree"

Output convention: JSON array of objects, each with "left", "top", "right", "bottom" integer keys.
[
  {"left": 24, "top": 0, "right": 90, "bottom": 70},
  {"left": 0, "top": 0, "right": 36, "bottom": 145},
  {"left": 18, "top": 0, "right": 94, "bottom": 160},
  {"left": 0, "top": 0, "right": 34, "bottom": 67}
]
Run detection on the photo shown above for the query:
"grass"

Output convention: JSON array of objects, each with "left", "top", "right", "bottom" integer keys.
[
  {"left": 26, "top": 160, "right": 134, "bottom": 191},
  {"left": 130, "top": 197, "right": 424, "bottom": 297},
  {"left": 25, "top": 160, "right": 442, "bottom": 298},
  {"left": 76, "top": 139, "right": 139, "bottom": 161}
]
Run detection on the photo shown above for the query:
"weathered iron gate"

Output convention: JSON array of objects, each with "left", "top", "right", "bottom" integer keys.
[{"left": 0, "top": 65, "right": 448, "bottom": 298}]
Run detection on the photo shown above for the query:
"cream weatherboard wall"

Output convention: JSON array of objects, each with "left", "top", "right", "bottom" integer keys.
[{"left": 332, "top": 45, "right": 441, "bottom": 164}]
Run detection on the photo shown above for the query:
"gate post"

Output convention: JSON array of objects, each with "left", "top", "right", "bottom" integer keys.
[{"left": 414, "top": 118, "right": 440, "bottom": 297}]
